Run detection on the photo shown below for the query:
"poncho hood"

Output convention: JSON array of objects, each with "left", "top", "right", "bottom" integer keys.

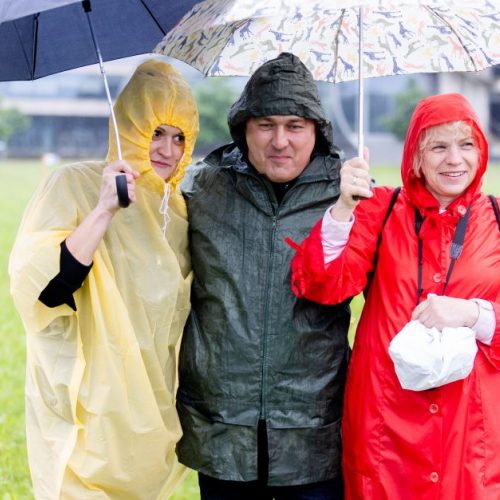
[
  {"left": 227, "top": 52, "right": 336, "bottom": 156},
  {"left": 106, "top": 59, "right": 199, "bottom": 191},
  {"left": 401, "top": 93, "right": 488, "bottom": 215}
]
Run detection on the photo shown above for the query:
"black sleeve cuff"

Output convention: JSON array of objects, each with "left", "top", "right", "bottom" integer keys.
[{"left": 38, "top": 240, "right": 93, "bottom": 310}]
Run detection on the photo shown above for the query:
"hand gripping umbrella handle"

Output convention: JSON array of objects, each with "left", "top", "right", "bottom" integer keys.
[
  {"left": 115, "top": 174, "right": 130, "bottom": 208},
  {"left": 352, "top": 178, "right": 375, "bottom": 202}
]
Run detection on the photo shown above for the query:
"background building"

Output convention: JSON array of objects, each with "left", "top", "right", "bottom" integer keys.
[{"left": 1, "top": 55, "right": 499, "bottom": 163}]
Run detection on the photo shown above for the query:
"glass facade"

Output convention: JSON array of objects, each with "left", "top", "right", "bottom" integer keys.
[
  {"left": 7, "top": 115, "right": 109, "bottom": 158},
  {"left": 0, "top": 72, "right": 125, "bottom": 158}
]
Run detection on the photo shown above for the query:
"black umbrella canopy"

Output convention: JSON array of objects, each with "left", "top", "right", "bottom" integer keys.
[
  {"left": 0, "top": 0, "right": 203, "bottom": 81},
  {"left": 0, "top": 1, "right": 79, "bottom": 23}
]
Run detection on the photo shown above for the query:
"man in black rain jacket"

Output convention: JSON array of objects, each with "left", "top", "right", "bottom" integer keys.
[{"left": 178, "top": 52, "right": 350, "bottom": 499}]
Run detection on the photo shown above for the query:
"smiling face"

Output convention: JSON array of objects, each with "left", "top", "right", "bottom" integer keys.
[
  {"left": 414, "top": 122, "right": 480, "bottom": 208},
  {"left": 149, "top": 124, "right": 185, "bottom": 180},
  {"left": 245, "top": 115, "right": 316, "bottom": 183}
]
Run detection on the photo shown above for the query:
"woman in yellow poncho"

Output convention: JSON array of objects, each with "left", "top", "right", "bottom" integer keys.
[{"left": 8, "top": 59, "right": 199, "bottom": 499}]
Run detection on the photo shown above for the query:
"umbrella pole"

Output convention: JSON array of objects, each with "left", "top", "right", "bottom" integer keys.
[
  {"left": 82, "top": 0, "right": 122, "bottom": 161},
  {"left": 357, "top": 6, "right": 364, "bottom": 158}
]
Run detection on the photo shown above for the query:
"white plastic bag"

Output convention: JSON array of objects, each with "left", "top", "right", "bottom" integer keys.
[{"left": 388, "top": 320, "right": 478, "bottom": 391}]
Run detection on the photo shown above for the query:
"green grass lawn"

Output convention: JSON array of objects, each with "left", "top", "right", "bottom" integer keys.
[{"left": 0, "top": 159, "right": 498, "bottom": 498}]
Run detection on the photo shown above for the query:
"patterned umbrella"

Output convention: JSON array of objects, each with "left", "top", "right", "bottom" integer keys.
[{"left": 155, "top": 0, "right": 500, "bottom": 154}]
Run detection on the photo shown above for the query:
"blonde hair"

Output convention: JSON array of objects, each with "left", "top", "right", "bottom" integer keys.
[{"left": 412, "top": 121, "right": 477, "bottom": 178}]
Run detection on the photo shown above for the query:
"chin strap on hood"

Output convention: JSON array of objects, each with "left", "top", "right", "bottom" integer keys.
[{"left": 159, "top": 182, "right": 171, "bottom": 239}]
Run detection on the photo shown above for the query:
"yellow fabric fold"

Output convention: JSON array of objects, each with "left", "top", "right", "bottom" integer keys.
[{"left": 9, "top": 59, "right": 198, "bottom": 499}]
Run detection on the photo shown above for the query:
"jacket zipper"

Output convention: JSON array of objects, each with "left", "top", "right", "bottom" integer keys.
[{"left": 259, "top": 214, "right": 278, "bottom": 419}]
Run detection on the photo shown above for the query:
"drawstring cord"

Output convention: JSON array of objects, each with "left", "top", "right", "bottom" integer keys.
[{"left": 159, "top": 182, "right": 171, "bottom": 239}]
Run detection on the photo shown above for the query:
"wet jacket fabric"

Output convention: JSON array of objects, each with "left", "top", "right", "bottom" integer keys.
[
  {"left": 291, "top": 93, "right": 500, "bottom": 499},
  {"left": 9, "top": 60, "right": 198, "bottom": 499},
  {"left": 177, "top": 144, "right": 349, "bottom": 486},
  {"left": 177, "top": 51, "right": 350, "bottom": 486}
]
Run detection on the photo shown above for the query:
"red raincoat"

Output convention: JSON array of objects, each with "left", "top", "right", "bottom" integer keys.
[{"left": 291, "top": 94, "right": 500, "bottom": 499}]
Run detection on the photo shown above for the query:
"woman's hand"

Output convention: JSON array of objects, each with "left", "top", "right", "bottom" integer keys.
[
  {"left": 330, "top": 149, "right": 373, "bottom": 222},
  {"left": 411, "top": 294, "right": 479, "bottom": 330},
  {"left": 97, "top": 161, "right": 140, "bottom": 215},
  {"left": 66, "top": 161, "right": 140, "bottom": 265}
]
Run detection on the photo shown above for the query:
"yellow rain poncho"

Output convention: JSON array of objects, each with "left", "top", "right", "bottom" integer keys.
[{"left": 9, "top": 60, "right": 199, "bottom": 499}]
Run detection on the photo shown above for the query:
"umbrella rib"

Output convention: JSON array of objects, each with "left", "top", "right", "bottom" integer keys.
[
  {"left": 31, "top": 14, "right": 39, "bottom": 79},
  {"left": 331, "top": 9, "right": 347, "bottom": 83},
  {"left": 424, "top": 6, "right": 478, "bottom": 72},
  {"left": 12, "top": 18, "right": 36, "bottom": 81},
  {"left": 138, "top": 0, "right": 166, "bottom": 35}
]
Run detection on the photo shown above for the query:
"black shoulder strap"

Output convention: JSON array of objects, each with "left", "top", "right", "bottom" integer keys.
[
  {"left": 489, "top": 195, "right": 500, "bottom": 230},
  {"left": 366, "top": 187, "right": 401, "bottom": 292},
  {"left": 381, "top": 186, "right": 401, "bottom": 229}
]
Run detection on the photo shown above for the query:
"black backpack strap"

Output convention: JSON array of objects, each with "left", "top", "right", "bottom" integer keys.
[
  {"left": 489, "top": 195, "right": 500, "bottom": 230},
  {"left": 381, "top": 186, "right": 401, "bottom": 228},
  {"left": 366, "top": 186, "right": 401, "bottom": 292}
]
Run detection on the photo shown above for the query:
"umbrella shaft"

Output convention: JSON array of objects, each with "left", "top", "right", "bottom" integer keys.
[
  {"left": 82, "top": 1, "right": 122, "bottom": 161},
  {"left": 99, "top": 63, "right": 122, "bottom": 161},
  {"left": 358, "top": 6, "right": 364, "bottom": 157}
]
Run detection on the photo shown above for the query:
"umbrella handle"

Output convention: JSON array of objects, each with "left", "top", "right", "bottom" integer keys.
[{"left": 115, "top": 174, "right": 130, "bottom": 208}]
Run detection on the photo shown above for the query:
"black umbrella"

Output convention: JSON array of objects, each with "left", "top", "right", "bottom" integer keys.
[
  {"left": 0, "top": 0, "right": 202, "bottom": 81},
  {"left": 0, "top": 0, "right": 203, "bottom": 204}
]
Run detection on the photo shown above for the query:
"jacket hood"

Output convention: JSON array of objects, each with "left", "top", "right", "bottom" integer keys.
[
  {"left": 227, "top": 52, "right": 336, "bottom": 156},
  {"left": 401, "top": 93, "right": 488, "bottom": 215},
  {"left": 106, "top": 59, "right": 199, "bottom": 191}
]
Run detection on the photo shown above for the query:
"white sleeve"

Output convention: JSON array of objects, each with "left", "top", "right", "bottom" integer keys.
[
  {"left": 471, "top": 299, "right": 496, "bottom": 346},
  {"left": 321, "top": 205, "right": 354, "bottom": 265}
]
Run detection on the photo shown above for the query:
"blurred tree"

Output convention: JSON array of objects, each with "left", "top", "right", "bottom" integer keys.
[
  {"left": 0, "top": 97, "right": 30, "bottom": 142},
  {"left": 193, "top": 78, "right": 236, "bottom": 149},
  {"left": 380, "top": 79, "right": 427, "bottom": 142}
]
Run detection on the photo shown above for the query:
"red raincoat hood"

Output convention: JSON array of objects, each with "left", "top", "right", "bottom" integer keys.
[{"left": 401, "top": 93, "right": 488, "bottom": 218}]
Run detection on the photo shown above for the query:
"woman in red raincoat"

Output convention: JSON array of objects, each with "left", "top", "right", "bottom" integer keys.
[{"left": 290, "top": 93, "right": 500, "bottom": 499}]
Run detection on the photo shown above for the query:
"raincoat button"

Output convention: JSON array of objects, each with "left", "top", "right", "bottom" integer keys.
[
  {"left": 433, "top": 273, "right": 442, "bottom": 283},
  {"left": 458, "top": 205, "right": 467, "bottom": 216},
  {"left": 430, "top": 472, "right": 439, "bottom": 483},
  {"left": 429, "top": 403, "right": 439, "bottom": 414}
]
